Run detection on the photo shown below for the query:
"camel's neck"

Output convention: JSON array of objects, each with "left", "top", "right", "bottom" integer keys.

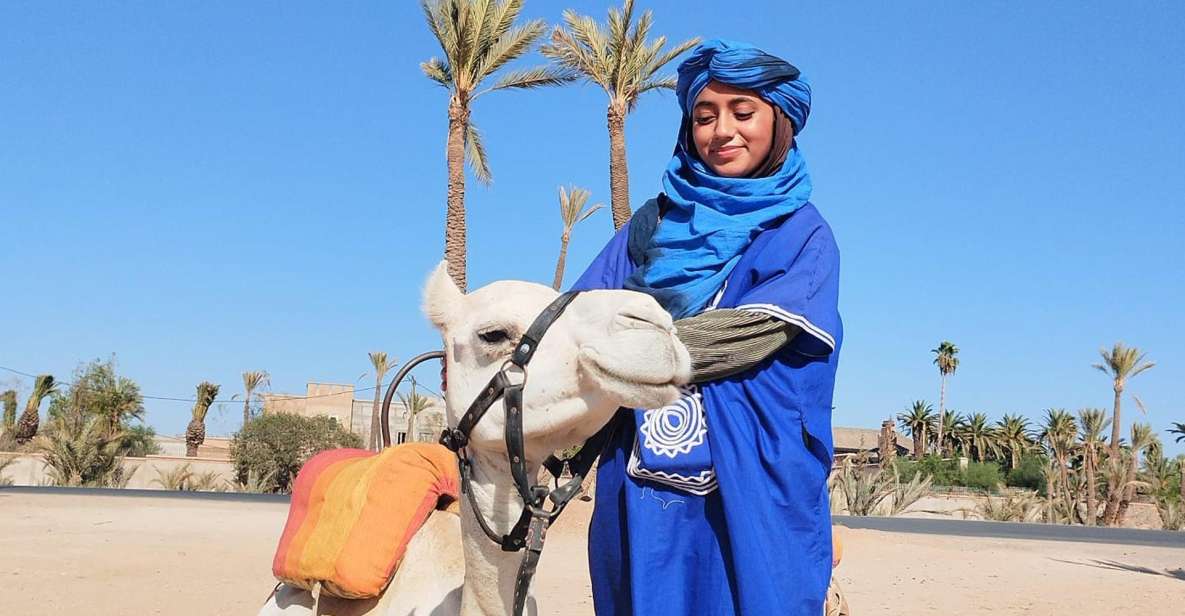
[{"left": 458, "top": 448, "right": 537, "bottom": 616}]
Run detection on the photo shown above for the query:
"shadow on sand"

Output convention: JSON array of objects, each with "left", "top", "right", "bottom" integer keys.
[{"left": 1050, "top": 558, "right": 1185, "bottom": 581}]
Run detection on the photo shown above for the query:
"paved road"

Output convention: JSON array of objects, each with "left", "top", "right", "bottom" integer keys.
[
  {"left": 835, "top": 514, "right": 1185, "bottom": 548},
  {"left": 4, "top": 486, "right": 1183, "bottom": 548}
]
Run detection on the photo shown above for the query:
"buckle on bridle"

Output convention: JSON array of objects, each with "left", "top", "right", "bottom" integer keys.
[{"left": 439, "top": 428, "right": 467, "bottom": 452}]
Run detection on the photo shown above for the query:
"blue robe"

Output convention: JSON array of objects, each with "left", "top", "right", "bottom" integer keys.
[{"left": 571, "top": 201, "right": 842, "bottom": 615}]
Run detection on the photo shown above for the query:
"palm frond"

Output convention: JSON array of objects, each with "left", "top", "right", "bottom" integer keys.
[
  {"left": 464, "top": 120, "right": 492, "bottom": 185},
  {"left": 421, "top": 57, "right": 454, "bottom": 88},
  {"left": 487, "top": 65, "right": 576, "bottom": 93},
  {"left": 191, "top": 382, "right": 219, "bottom": 422},
  {"left": 473, "top": 21, "right": 548, "bottom": 84}
]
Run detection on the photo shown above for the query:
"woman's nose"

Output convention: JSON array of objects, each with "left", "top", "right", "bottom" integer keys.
[{"left": 713, "top": 115, "right": 735, "bottom": 140}]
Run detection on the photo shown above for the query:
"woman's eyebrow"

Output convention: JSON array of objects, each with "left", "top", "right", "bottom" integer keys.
[{"left": 728, "top": 96, "right": 756, "bottom": 106}]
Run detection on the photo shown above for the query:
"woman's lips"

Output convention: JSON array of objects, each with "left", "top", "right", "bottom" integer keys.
[{"left": 712, "top": 146, "right": 744, "bottom": 160}]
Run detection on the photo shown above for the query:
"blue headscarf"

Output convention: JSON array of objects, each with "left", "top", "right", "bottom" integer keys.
[{"left": 625, "top": 39, "right": 813, "bottom": 318}]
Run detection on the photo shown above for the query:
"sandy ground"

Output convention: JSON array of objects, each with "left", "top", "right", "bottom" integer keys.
[{"left": 1, "top": 491, "right": 1182, "bottom": 615}]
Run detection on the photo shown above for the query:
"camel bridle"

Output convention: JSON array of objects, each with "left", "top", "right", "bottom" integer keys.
[{"left": 381, "top": 290, "right": 607, "bottom": 616}]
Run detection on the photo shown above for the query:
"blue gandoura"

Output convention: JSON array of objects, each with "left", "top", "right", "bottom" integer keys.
[{"left": 571, "top": 40, "right": 842, "bottom": 615}]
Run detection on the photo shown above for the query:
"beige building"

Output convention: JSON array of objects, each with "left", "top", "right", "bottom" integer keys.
[{"left": 263, "top": 382, "right": 446, "bottom": 445}]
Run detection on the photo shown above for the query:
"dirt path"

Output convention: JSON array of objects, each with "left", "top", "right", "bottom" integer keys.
[{"left": 1, "top": 491, "right": 1181, "bottom": 614}]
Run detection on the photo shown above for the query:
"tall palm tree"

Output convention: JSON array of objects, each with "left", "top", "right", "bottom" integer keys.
[
  {"left": 185, "top": 382, "right": 219, "bottom": 457},
  {"left": 400, "top": 379, "right": 435, "bottom": 443},
  {"left": 421, "top": 0, "right": 574, "bottom": 289},
  {"left": 552, "top": 185, "right": 604, "bottom": 290},
  {"left": 1104, "top": 422, "right": 1155, "bottom": 526},
  {"left": 540, "top": 0, "right": 699, "bottom": 229},
  {"left": 896, "top": 400, "right": 934, "bottom": 460},
  {"left": 1, "top": 389, "right": 17, "bottom": 434},
  {"left": 239, "top": 371, "right": 269, "bottom": 428},
  {"left": 1076, "top": 408, "right": 1110, "bottom": 526},
  {"left": 1039, "top": 408, "right": 1078, "bottom": 516},
  {"left": 995, "top": 413, "right": 1033, "bottom": 471},
  {"left": 14, "top": 375, "right": 56, "bottom": 444},
  {"left": 1093, "top": 342, "right": 1154, "bottom": 458},
  {"left": 931, "top": 341, "right": 959, "bottom": 458},
  {"left": 367, "top": 352, "right": 391, "bottom": 451},
  {"left": 1167, "top": 421, "right": 1185, "bottom": 443}
]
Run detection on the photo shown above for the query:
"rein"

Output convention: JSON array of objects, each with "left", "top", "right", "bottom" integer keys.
[{"left": 381, "top": 290, "right": 607, "bottom": 616}]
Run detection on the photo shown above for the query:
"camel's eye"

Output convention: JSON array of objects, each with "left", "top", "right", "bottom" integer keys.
[{"left": 477, "top": 329, "right": 511, "bottom": 345}]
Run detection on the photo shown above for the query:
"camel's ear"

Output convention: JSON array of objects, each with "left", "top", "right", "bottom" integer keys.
[{"left": 423, "top": 261, "right": 463, "bottom": 329}]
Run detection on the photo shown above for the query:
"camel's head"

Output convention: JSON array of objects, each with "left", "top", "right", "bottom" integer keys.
[{"left": 422, "top": 262, "right": 691, "bottom": 460}]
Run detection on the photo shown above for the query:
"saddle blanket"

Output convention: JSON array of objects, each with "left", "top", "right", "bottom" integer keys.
[{"left": 272, "top": 443, "right": 460, "bottom": 599}]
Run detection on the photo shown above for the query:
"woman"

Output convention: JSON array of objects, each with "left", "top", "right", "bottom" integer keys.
[{"left": 571, "top": 39, "right": 842, "bottom": 615}]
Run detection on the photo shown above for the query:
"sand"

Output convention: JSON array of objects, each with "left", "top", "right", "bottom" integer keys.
[{"left": 1, "top": 491, "right": 1182, "bottom": 615}]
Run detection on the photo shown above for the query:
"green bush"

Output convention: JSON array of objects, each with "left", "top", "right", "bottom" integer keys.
[
  {"left": 230, "top": 413, "right": 362, "bottom": 493},
  {"left": 917, "top": 455, "right": 960, "bottom": 486},
  {"left": 1006, "top": 454, "right": 1047, "bottom": 492},
  {"left": 960, "top": 462, "right": 1003, "bottom": 493}
]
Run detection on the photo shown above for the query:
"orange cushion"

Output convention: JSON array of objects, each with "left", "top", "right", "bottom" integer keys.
[{"left": 272, "top": 443, "right": 460, "bottom": 599}]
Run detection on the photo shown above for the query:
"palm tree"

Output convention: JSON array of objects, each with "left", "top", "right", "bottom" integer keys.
[
  {"left": 995, "top": 414, "right": 1033, "bottom": 471},
  {"left": 540, "top": 0, "right": 699, "bottom": 229},
  {"left": 552, "top": 185, "right": 604, "bottom": 289},
  {"left": 239, "top": 370, "right": 269, "bottom": 428},
  {"left": 959, "top": 412, "right": 998, "bottom": 463},
  {"left": 1168, "top": 421, "right": 1185, "bottom": 443},
  {"left": 1093, "top": 343, "right": 1154, "bottom": 458},
  {"left": 185, "top": 382, "right": 219, "bottom": 457},
  {"left": 1076, "top": 408, "right": 1110, "bottom": 526},
  {"left": 400, "top": 379, "right": 435, "bottom": 443},
  {"left": 1, "top": 389, "right": 17, "bottom": 434},
  {"left": 367, "top": 352, "right": 391, "bottom": 451},
  {"left": 14, "top": 375, "right": 56, "bottom": 444},
  {"left": 1104, "top": 422, "right": 1155, "bottom": 526},
  {"left": 1039, "top": 408, "right": 1078, "bottom": 513},
  {"left": 421, "top": 0, "right": 574, "bottom": 289},
  {"left": 936, "top": 410, "right": 961, "bottom": 457},
  {"left": 931, "top": 341, "right": 959, "bottom": 458},
  {"left": 896, "top": 400, "right": 934, "bottom": 460}
]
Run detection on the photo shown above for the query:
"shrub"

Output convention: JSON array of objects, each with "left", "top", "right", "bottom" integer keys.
[
  {"left": 230, "top": 413, "right": 361, "bottom": 493},
  {"left": 120, "top": 423, "right": 162, "bottom": 457},
  {"left": 960, "top": 462, "right": 1003, "bottom": 493},
  {"left": 916, "top": 455, "right": 960, "bottom": 486},
  {"left": 1006, "top": 454, "right": 1047, "bottom": 492}
]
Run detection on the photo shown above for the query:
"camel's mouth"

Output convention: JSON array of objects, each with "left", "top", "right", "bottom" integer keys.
[{"left": 578, "top": 344, "right": 688, "bottom": 409}]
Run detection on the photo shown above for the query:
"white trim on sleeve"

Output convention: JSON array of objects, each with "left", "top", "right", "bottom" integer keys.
[{"left": 734, "top": 303, "right": 837, "bottom": 352}]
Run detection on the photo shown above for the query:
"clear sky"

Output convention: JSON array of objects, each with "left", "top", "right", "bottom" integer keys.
[{"left": 2, "top": 2, "right": 1182, "bottom": 453}]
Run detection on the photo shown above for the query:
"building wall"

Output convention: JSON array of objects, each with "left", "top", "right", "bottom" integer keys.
[
  {"left": 262, "top": 381, "right": 446, "bottom": 445},
  {"left": 1, "top": 452, "right": 236, "bottom": 490}
]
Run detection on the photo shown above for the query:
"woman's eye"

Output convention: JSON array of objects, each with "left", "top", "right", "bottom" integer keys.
[
  {"left": 478, "top": 330, "right": 510, "bottom": 344},
  {"left": 694, "top": 115, "right": 715, "bottom": 125},
  {"left": 735, "top": 112, "right": 753, "bottom": 121}
]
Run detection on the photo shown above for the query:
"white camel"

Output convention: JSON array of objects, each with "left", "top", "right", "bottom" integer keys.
[{"left": 260, "top": 263, "right": 691, "bottom": 616}]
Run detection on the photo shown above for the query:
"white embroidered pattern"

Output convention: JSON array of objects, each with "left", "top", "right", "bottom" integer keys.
[{"left": 638, "top": 385, "right": 707, "bottom": 458}]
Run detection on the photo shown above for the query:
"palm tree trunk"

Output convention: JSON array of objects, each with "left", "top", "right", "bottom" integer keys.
[
  {"left": 1108, "top": 384, "right": 1122, "bottom": 458},
  {"left": 369, "top": 374, "right": 384, "bottom": 451},
  {"left": 552, "top": 233, "right": 570, "bottom": 290},
  {"left": 936, "top": 375, "right": 947, "bottom": 456},
  {"left": 242, "top": 399, "right": 251, "bottom": 429},
  {"left": 1084, "top": 448, "right": 1098, "bottom": 526},
  {"left": 1057, "top": 454, "right": 1075, "bottom": 522},
  {"left": 607, "top": 100, "right": 631, "bottom": 230},
  {"left": 1011, "top": 448, "right": 1019, "bottom": 473},
  {"left": 913, "top": 429, "right": 924, "bottom": 461},
  {"left": 445, "top": 95, "right": 469, "bottom": 291},
  {"left": 1116, "top": 450, "right": 1140, "bottom": 526}
]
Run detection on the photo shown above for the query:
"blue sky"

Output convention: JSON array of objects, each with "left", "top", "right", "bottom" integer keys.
[{"left": 1, "top": 2, "right": 1182, "bottom": 453}]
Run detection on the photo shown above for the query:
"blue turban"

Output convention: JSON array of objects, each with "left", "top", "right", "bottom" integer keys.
[
  {"left": 676, "top": 39, "right": 812, "bottom": 133},
  {"left": 625, "top": 40, "right": 814, "bottom": 318}
]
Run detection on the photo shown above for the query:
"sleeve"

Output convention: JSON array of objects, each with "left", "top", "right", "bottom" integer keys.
[
  {"left": 732, "top": 226, "right": 840, "bottom": 358},
  {"left": 674, "top": 309, "right": 798, "bottom": 382},
  {"left": 568, "top": 221, "right": 634, "bottom": 292}
]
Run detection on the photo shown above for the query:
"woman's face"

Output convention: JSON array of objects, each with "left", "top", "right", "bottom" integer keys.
[{"left": 690, "top": 80, "right": 779, "bottom": 177}]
